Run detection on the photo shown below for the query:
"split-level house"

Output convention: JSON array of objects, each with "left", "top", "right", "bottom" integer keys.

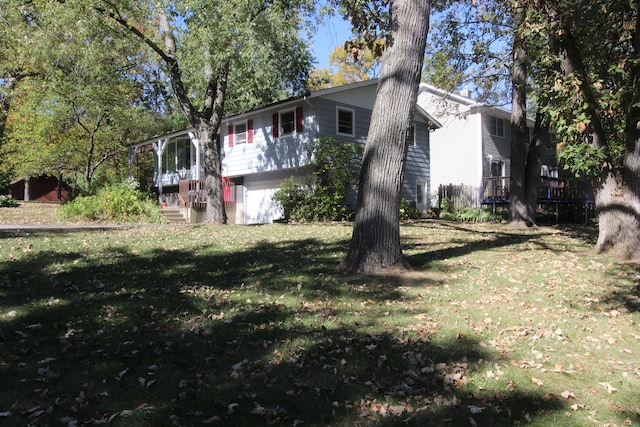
[
  {"left": 417, "top": 84, "right": 560, "bottom": 208},
  {"left": 129, "top": 79, "right": 441, "bottom": 224}
]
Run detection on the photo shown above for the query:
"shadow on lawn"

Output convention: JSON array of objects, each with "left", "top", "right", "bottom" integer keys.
[
  {"left": 403, "top": 221, "right": 558, "bottom": 269},
  {"left": 0, "top": 229, "right": 563, "bottom": 426}
]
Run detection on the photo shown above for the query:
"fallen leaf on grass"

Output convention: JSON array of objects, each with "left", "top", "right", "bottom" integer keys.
[
  {"left": 599, "top": 382, "right": 618, "bottom": 393},
  {"left": 531, "top": 377, "right": 544, "bottom": 386},
  {"left": 570, "top": 403, "right": 588, "bottom": 411},
  {"left": 560, "top": 390, "right": 576, "bottom": 399}
]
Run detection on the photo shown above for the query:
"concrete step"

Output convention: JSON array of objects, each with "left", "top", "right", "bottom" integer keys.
[{"left": 161, "top": 207, "right": 188, "bottom": 224}]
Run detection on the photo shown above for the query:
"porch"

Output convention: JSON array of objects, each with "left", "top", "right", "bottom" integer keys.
[
  {"left": 438, "top": 176, "right": 595, "bottom": 223},
  {"left": 159, "top": 179, "right": 243, "bottom": 224}
]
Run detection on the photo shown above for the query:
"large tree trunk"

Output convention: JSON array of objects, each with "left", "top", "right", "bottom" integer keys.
[
  {"left": 158, "top": 11, "right": 229, "bottom": 224},
  {"left": 339, "top": 0, "right": 430, "bottom": 274},
  {"left": 597, "top": 0, "right": 640, "bottom": 258},
  {"left": 508, "top": 3, "right": 532, "bottom": 228},
  {"left": 198, "top": 122, "right": 226, "bottom": 224},
  {"left": 523, "top": 111, "right": 549, "bottom": 222},
  {"left": 546, "top": 0, "right": 640, "bottom": 258}
]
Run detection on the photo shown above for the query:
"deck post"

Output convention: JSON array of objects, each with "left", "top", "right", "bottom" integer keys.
[{"left": 153, "top": 138, "right": 168, "bottom": 204}]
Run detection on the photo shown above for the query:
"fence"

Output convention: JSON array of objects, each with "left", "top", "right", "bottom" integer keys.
[{"left": 438, "top": 183, "right": 480, "bottom": 210}]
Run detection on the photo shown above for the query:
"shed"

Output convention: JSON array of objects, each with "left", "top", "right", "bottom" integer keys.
[{"left": 9, "top": 175, "right": 72, "bottom": 202}]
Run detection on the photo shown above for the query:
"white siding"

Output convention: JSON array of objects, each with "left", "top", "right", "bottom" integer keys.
[
  {"left": 417, "top": 89, "right": 482, "bottom": 203},
  {"left": 243, "top": 170, "right": 307, "bottom": 224},
  {"left": 222, "top": 105, "right": 314, "bottom": 178}
]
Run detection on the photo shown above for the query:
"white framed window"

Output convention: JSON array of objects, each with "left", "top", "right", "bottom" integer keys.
[
  {"left": 234, "top": 121, "right": 247, "bottom": 145},
  {"left": 410, "top": 123, "right": 417, "bottom": 146},
  {"left": 280, "top": 110, "right": 296, "bottom": 135},
  {"left": 489, "top": 116, "right": 505, "bottom": 138},
  {"left": 163, "top": 138, "right": 192, "bottom": 174},
  {"left": 337, "top": 107, "right": 355, "bottom": 136},
  {"left": 416, "top": 182, "right": 424, "bottom": 205}
]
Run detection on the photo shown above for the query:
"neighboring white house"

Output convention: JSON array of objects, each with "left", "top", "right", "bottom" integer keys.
[
  {"left": 129, "top": 79, "right": 441, "bottom": 224},
  {"left": 417, "top": 83, "right": 558, "bottom": 207}
]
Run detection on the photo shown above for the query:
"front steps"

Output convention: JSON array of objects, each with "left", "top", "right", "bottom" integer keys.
[{"left": 161, "top": 207, "right": 188, "bottom": 224}]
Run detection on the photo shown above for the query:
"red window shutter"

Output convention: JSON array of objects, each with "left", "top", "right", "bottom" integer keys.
[
  {"left": 247, "top": 119, "right": 253, "bottom": 143},
  {"left": 272, "top": 113, "right": 279, "bottom": 138},
  {"left": 228, "top": 124, "right": 234, "bottom": 147},
  {"left": 296, "top": 106, "right": 303, "bottom": 133},
  {"left": 222, "top": 177, "right": 231, "bottom": 202}
]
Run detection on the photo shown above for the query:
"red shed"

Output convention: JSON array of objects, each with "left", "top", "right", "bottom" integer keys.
[{"left": 9, "top": 175, "right": 72, "bottom": 202}]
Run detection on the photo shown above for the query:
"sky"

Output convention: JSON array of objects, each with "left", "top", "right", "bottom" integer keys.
[{"left": 310, "top": 13, "right": 353, "bottom": 72}]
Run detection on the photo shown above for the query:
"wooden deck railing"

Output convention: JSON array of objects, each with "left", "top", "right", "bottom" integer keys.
[
  {"left": 480, "top": 176, "right": 592, "bottom": 203},
  {"left": 177, "top": 179, "right": 236, "bottom": 209},
  {"left": 178, "top": 180, "right": 206, "bottom": 208}
]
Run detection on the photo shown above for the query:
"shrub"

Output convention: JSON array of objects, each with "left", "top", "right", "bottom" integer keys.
[
  {"left": 274, "top": 137, "right": 362, "bottom": 222},
  {"left": 439, "top": 205, "right": 502, "bottom": 222},
  {"left": 399, "top": 198, "right": 422, "bottom": 220},
  {"left": 58, "top": 179, "right": 166, "bottom": 223},
  {"left": 0, "top": 171, "right": 11, "bottom": 195},
  {"left": 0, "top": 195, "right": 19, "bottom": 208}
]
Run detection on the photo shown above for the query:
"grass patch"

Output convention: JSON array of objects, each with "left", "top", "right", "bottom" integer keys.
[{"left": 0, "top": 214, "right": 638, "bottom": 426}]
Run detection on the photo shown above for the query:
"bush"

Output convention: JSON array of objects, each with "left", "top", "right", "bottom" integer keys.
[
  {"left": 0, "top": 171, "right": 11, "bottom": 195},
  {"left": 0, "top": 195, "right": 19, "bottom": 208},
  {"left": 274, "top": 137, "right": 362, "bottom": 222},
  {"left": 399, "top": 198, "right": 422, "bottom": 220},
  {"left": 58, "top": 179, "right": 166, "bottom": 223},
  {"left": 438, "top": 205, "right": 502, "bottom": 222}
]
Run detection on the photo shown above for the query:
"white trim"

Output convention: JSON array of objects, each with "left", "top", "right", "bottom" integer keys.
[
  {"left": 336, "top": 106, "right": 355, "bottom": 137},
  {"left": 188, "top": 132, "right": 200, "bottom": 180},
  {"left": 488, "top": 115, "right": 505, "bottom": 138},
  {"left": 234, "top": 120, "right": 248, "bottom": 145}
]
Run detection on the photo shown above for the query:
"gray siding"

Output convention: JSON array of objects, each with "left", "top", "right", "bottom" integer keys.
[
  {"left": 403, "top": 122, "right": 431, "bottom": 206},
  {"left": 314, "top": 98, "right": 371, "bottom": 143}
]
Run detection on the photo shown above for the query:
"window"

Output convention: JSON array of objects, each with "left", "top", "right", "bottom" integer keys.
[
  {"left": 272, "top": 107, "right": 303, "bottom": 138},
  {"left": 489, "top": 116, "right": 505, "bottom": 138},
  {"left": 337, "top": 107, "right": 355, "bottom": 136},
  {"left": 280, "top": 110, "right": 295, "bottom": 135},
  {"left": 410, "top": 123, "right": 417, "bottom": 146},
  {"left": 228, "top": 120, "right": 252, "bottom": 146},
  {"left": 416, "top": 182, "right": 424, "bottom": 204},
  {"left": 490, "top": 160, "right": 505, "bottom": 177},
  {"left": 162, "top": 137, "right": 193, "bottom": 174},
  {"left": 235, "top": 122, "right": 247, "bottom": 144}
]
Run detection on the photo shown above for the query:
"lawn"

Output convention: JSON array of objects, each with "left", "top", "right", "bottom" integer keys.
[{"left": 1, "top": 203, "right": 639, "bottom": 426}]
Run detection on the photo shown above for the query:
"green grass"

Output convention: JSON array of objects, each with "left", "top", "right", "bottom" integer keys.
[{"left": 0, "top": 208, "right": 639, "bottom": 426}]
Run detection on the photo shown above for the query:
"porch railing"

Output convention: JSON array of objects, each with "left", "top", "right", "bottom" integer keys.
[
  {"left": 481, "top": 176, "right": 592, "bottom": 203},
  {"left": 177, "top": 179, "right": 236, "bottom": 209},
  {"left": 178, "top": 180, "right": 206, "bottom": 208},
  {"left": 482, "top": 176, "right": 511, "bottom": 201}
]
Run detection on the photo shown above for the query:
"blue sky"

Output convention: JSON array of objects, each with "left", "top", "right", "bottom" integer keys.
[{"left": 310, "top": 13, "right": 353, "bottom": 71}]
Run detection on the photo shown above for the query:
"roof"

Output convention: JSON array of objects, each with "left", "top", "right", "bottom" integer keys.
[{"left": 130, "top": 79, "right": 442, "bottom": 147}]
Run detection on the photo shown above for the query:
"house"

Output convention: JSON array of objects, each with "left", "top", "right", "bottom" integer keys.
[
  {"left": 9, "top": 175, "right": 72, "bottom": 202},
  {"left": 416, "top": 83, "right": 560, "bottom": 208},
  {"left": 128, "top": 79, "right": 441, "bottom": 224}
]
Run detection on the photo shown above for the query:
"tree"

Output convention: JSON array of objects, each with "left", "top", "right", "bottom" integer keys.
[
  {"left": 0, "top": 0, "right": 43, "bottom": 146},
  {"left": 540, "top": 0, "right": 640, "bottom": 258},
  {"left": 423, "top": 0, "right": 514, "bottom": 104},
  {"left": 93, "top": 0, "right": 313, "bottom": 223},
  {"left": 1, "top": 0, "right": 166, "bottom": 193},
  {"left": 508, "top": 1, "right": 533, "bottom": 227},
  {"left": 309, "top": 39, "right": 384, "bottom": 89},
  {"left": 339, "top": 0, "right": 431, "bottom": 274}
]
